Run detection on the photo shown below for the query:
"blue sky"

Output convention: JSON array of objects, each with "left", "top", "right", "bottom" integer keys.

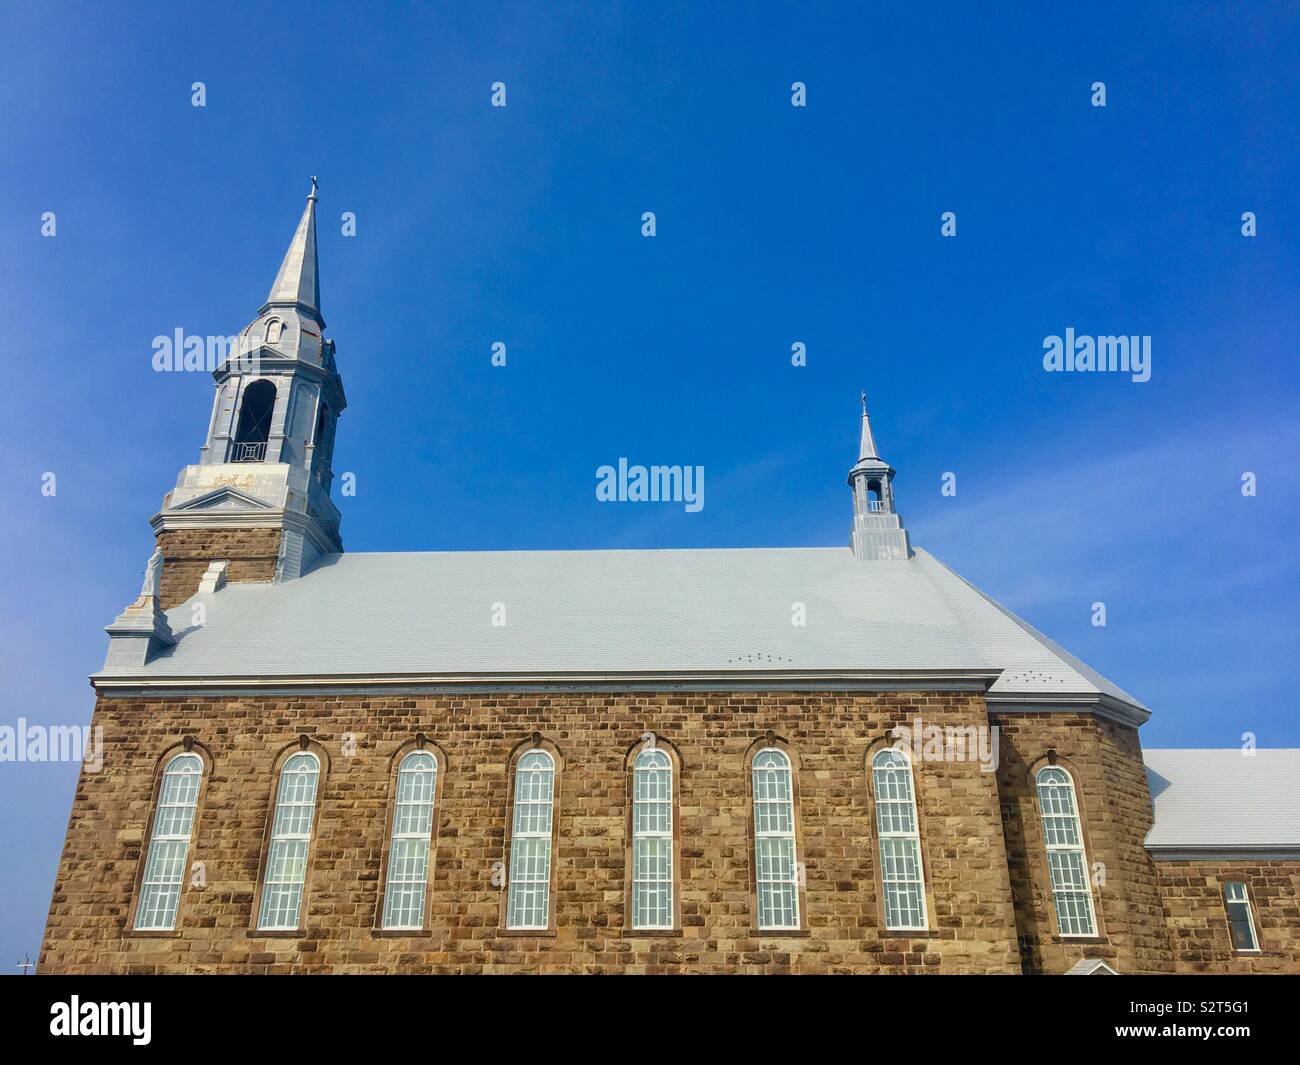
[{"left": 0, "top": 1, "right": 1296, "bottom": 967}]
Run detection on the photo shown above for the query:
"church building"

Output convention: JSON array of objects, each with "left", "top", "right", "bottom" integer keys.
[{"left": 40, "top": 186, "right": 1300, "bottom": 974}]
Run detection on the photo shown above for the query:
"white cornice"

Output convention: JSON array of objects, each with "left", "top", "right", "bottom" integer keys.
[
  {"left": 150, "top": 504, "right": 341, "bottom": 554},
  {"left": 985, "top": 691, "right": 1151, "bottom": 727},
  {"left": 91, "top": 667, "right": 1003, "bottom": 694},
  {"left": 1146, "top": 847, "right": 1300, "bottom": 861}
]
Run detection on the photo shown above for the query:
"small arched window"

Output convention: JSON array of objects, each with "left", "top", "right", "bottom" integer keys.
[
  {"left": 506, "top": 749, "right": 555, "bottom": 930},
  {"left": 872, "top": 748, "right": 928, "bottom": 930},
  {"left": 1035, "top": 766, "right": 1097, "bottom": 937},
  {"left": 752, "top": 748, "right": 800, "bottom": 930},
  {"left": 381, "top": 751, "right": 438, "bottom": 930},
  {"left": 134, "top": 752, "right": 204, "bottom": 931},
  {"left": 257, "top": 751, "right": 321, "bottom": 931},
  {"left": 265, "top": 318, "right": 284, "bottom": 345},
  {"left": 631, "top": 748, "right": 674, "bottom": 929}
]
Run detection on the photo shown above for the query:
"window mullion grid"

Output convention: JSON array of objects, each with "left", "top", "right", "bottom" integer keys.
[
  {"left": 507, "top": 760, "right": 554, "bottom": 930},
  {"left": 753, "top": 760, "right": 799, "bottom": 931},
  {"left": 632, "top": 759, "right": 673, "bottom": 930},
  {"left": 1038, "top": 778, "right": 1097, "bottom": 937},
  {"left": 382, "top": 758, "right": 435, "bottom": 931},
  {"left": 136, "top": 759, "right": 202, "bottom": 931},
  {"left": 873, "top": 762, "right": 927, "bottom": 932},
  {"left": 258, "top": 760, "right": 319, "bottom": 931}
]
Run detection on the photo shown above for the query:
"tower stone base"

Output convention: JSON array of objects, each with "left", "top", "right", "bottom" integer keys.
[{"left": 155, "top": 527, "right": 283, "bottom": 609}]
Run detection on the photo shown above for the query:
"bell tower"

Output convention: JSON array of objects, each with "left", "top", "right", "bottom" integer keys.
[
  {"left": 150, "top": 180, "right": 347, "bottom": 608},
  {"left": 848, "top": 393, "right": 911, "bottom": 561}
]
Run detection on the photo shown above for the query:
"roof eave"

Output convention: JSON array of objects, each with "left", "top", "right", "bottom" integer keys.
[
  {"left": 985, "top": 690, "right": 1151, "bottom": 727},
  {"left": 1145, "top": 845, "right": 1300, "bottom": 861},
  {"left": 89, "top": 667, "right": 1004, "bottom": 694}
]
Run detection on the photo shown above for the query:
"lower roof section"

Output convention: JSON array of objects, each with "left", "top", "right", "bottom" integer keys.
[{"left": 1144, "top": 748, "right": 1300, "bottom": 855}]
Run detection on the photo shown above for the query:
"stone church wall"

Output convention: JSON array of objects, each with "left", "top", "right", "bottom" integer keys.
[
  {"left": 42, "top": 690, "right": 1296, "bottom": 974},
  {"left": 43, "top": 689, "right": 1024, "bottom": 974}
]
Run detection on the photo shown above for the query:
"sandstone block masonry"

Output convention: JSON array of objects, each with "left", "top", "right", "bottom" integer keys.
[
  {"left": 40, "top": 691, "right": 1298, "bottom": 974},
  {"left": 43, "top": 690, "right": 1027, "bottom": 974},
  {"left": 1156, "top": 859, "right": 1300, "bottom": 973},
  {"left": 154, "top": 528, "right": 282, "bottom": 609}
]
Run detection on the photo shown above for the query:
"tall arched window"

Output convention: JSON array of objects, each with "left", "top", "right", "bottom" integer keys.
[
  {"left": 134, "top": 752, "right": 204, "bottom": 931},
  {"left": 872, "top": 748, "right": 928, "bottom": 930},
  {"left": 257, "top": 751, "right": 320, "bottom": 931},
  {"left": 1035, "top": 766, "right": 1097, "bottom": 937},
  {"left": 631, "top": 748, "right": 673, "bottom": 929},
  {"left": 264, "top": 318, "right": 284, "bottom": 345},
  {"left": 752, "top": 748, "right": 800, "bottom": 930},
  {"left": 506, "top": 749, "right": 555, "bottom": 930},
  {"left": 381, "top": 750, "right": 438, "bottom": 930},
  {"left": 232, "top": 379, "right": 276, "bottom": 462}
]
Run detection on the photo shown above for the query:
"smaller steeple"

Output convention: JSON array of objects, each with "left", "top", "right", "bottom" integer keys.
[
  {"left": 847, "top": 394, "right": 911, "bottom": 560},
  {"left": 263, "top": 177, "right": 322, "bottom": 324}
]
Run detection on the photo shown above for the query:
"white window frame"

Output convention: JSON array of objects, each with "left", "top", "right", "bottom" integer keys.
[
  {"left": 871, "top": 748, "right": 929, "bottom": 931},
  {"left": 506, "top": 749, "right": 555, "bottom": 930},
  {"left": 257, "top": 751, "right": 321, "bottom": 931},
  {"left": 381, "top": 750, "right": 438, "bottom": 931},
  {"left": 631, "top": 748, "right": 674, "bottom": 930},
  {"left": 134, "top": 751, "right": 204, "bottom": 931},
  {"left": 1223, "top": 881, "right": 1260, "bottom": 953},
  {"left": 1035, "top": 765, "right": 1098, "bottom": 938},
  {"left": 752, "top": 747, "right": 800, "bottom": 930}
]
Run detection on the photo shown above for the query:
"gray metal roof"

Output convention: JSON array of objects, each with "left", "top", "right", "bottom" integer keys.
[
  {"left": 95, "top": 546, "right": 1146, "bottom": 714},
  {"left": 1144, "top": 748, "right": 1300, "bottom": 853}
]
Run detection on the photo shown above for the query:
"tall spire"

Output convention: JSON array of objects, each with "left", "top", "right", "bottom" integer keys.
[
  {"left": 264, "top": 177, "right": 321, "bottom": 322},
  {"left": 858, "top": 391, "right": 880, "bottom": 462}
]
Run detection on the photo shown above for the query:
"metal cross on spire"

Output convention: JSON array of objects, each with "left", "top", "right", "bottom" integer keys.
[
  {"left": 860, "top": 391, "right": 868, "bottom": 415},
  {"left": 308, "top": 175, "right": 319, "bottom": 201},
  {"left": 17, "top": 953, "right": 33, "bottom": 975}
]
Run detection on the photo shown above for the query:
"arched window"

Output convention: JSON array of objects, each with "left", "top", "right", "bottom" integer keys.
[
  {"left": 872, "top": 748, "right": 928, "bottom": 930},
  {"left": 1035, "top": 766, "right": 1097, "bottom": 937},
  {"left": 257, "top": 751, "right": 320, "bottom": 931},
  {"left": 631, "top": 748, "right": 673, "bottom": 929},
  {"left": 232, "top": 379, "right": 276, "bottom": 461},
  {"left": 381, "top": 750, "right": 438, "bottom": 930},
  {"left": 265, "top": 318, "right": 284, "bottom": 345},
  {"left": 134, "top": 752, "right": 204, "bottom": 931},
  {"left": 506, "top": 749, "right": 555, "bottom": 930},
  {"left": 752, "top": 748, "right": 800, "bottom": 930}
]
